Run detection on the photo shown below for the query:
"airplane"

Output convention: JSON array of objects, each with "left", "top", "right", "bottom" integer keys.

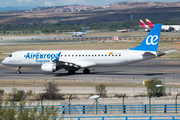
[
  {"left": 116, "top": 29, "right": 132, "bottom": 32},
  {"left": 145, "top": 19, "right": 170, "bottom": 32},
  {"left": 168, "top": 25, "right": 180, "bottom": 32},
  {"left": 71, "top": 27, "right": 86, "bottom": 37},
  {"left": 2, "top": 24, "right": 170, "bottom": 75},
  {"left": 139, "top": 19, "right": 150, "bottom": 32}
]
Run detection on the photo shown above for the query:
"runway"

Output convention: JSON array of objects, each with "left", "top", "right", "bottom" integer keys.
[{"left": 0, "top": 59, "right": 180, "bottom": 83}]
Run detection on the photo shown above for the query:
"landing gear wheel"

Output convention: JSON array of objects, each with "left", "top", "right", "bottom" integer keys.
[
  {"left": 83, "top": 68, "right": 90, "bottom": 74},
  {"left": 17, "top": 67, "right": 21, "bottom": 74},
  {"left": 68, "top": 70, "right": 75, "bottom": 75}
]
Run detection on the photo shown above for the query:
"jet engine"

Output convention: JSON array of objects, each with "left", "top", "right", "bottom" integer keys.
[{"left": 41, "top": 63, "right": 57, "bottom": 72}]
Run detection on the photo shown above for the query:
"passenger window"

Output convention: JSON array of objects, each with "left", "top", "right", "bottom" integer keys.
[
  {"left": 68, "top": 55, "right": 70, "bottom": 57},
  {"left": 112, "top": 55, "right": 114, "bottom": 56},
  {"left": 89, "top": 55, "right": 90, "bottom": 57},
  {"left": 109, "top": 55, "right": 110, "bottom": 56},
  {"left": 72, "top": 55, "right": 74, "bottom": 57}
]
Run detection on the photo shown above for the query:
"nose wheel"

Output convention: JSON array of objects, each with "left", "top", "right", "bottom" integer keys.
[{"left": 17, "top": 67, "right": 21, "bottom": 74}]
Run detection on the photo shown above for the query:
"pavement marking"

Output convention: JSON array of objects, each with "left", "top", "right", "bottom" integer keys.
[{"left": 6, "top": 68, "right": 36, "bottom": 70}]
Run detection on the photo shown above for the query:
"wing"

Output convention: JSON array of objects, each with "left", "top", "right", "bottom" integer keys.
[{"left": 55, "top": 60, "right": 96, "bottom": 69}]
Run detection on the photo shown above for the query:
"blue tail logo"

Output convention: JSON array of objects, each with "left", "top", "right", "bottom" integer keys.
[
  {"left": 130, "top": 24, "right": 162, "bottom": 52},
  {"left": 83, "top": 27, "right": 86, "bottom": 33}
]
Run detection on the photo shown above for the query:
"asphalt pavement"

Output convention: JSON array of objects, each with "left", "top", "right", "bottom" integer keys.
[{"left": 0, "top": 59, "right": 180, "bottom": 83}]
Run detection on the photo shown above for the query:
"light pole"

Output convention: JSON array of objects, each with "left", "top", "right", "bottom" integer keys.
[
  {"left": 156, "top": 85, "right": 180, "bottom": 94},
  {"left": 59, "top": 95, "right": 99, "bottom": 119}
]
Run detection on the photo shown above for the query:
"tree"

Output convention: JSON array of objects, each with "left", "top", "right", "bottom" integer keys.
[
  {"left": 145, "top": 78, "right": 164, "bottom": 97},
  {"left": 43, "top": 81, "right": 64, "bottom": 100},
  {"left": 95, "top": 84, "right": 107, "bottom": 96}
]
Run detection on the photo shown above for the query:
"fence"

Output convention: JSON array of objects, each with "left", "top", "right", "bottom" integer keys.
[
  {"left": 60, "top": 116, "right": 180, "bottom": 120},
  {"left": 2, "top": 104, "right": 180, "bottom": 114}
]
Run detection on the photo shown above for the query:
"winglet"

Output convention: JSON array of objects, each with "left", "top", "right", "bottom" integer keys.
[{"left": 130, "top": 24, "right": 162, "bottom": 52}]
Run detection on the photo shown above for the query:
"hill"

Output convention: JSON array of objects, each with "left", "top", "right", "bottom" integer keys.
[{"left": 0, "top": 2, "right": 180, "bottom": 25}]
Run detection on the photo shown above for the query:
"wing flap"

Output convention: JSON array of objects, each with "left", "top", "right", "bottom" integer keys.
[{"left": 56, "top": 60, "right": 96, "bottom": 68}]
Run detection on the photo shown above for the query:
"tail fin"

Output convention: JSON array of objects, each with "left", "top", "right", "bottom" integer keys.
[
  {"left": 146, "top": 19, "right": 154, "bottom": 28},
  {"left": 130, "top": 24, "right": 162, "bottom": 52},
  {"left": 82, "top": 27, "right": 86, "bottom": 33},
  {"left": 140, "top": 19, "right": 147, "bottom": 28}
]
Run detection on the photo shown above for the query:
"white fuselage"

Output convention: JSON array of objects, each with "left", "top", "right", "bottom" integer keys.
[{"left": 2, "top": 50, "right": 156, "bottom": 68}]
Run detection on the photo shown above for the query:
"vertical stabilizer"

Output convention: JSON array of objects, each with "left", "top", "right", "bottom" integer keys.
[
  {"left": 130, "top": 24, "right": 162, "bottom": 52},
  {"left": 82, "top": 27, "right": 86, "bottom": 33},
  {"left": 146, "top": 19, "right": 154, "bottom": 28},
  {"left": 140, "top": 19, "right": 147, "bottom": 28}
]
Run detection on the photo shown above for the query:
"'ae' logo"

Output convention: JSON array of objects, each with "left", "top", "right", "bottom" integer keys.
[{"left": 146, "top": 35, "right": 158, "bottom": 45}]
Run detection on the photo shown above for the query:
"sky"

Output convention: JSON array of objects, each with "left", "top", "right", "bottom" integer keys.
[{"left": 0, "top": 0, "right": 180, "bottom": 7}]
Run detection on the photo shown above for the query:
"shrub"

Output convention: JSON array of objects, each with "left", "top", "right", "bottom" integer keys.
[
  {"left": 0, "top": 101, "right": 58, "bottom": 120},
  {"left": 114, "top": 94, "right": 125, "bottom": 98},
  {"left": 95, "top": 84, "right": 107, "bottom": 96},
  {"left": 0, "top": 89, "right": 4, "bottom": 95},
  {"left": 145, "top": 78, "right": 164, "bottom": 97},
  {"left": 43, "top": 81, "right": 64, "bottom": 100},
  {"left": 14, "top": 90, "right": 26, "bottom": 101},
  {"left": 26, "top": 90, "right": 33, "bottom": 96}
]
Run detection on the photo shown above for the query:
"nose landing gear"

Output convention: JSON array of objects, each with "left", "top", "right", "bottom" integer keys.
[{"left": 17, "top": 67, "right": 21, "bottom": 74}]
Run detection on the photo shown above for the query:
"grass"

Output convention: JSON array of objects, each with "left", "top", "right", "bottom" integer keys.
[
  {"left": 0, "top": 80, "right": 180, "bottom": 89},
  {"left": 0, "top": 79, "right": 148, "bottom": 88}
]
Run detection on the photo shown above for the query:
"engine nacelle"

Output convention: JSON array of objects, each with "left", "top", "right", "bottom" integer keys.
[{"left": 41, "top": 63, "right": 57, "bottom": 72}]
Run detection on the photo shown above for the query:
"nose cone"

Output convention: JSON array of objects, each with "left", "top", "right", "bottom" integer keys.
[{"left": 2, "top": 58, "right": 7, "bottom": 65}]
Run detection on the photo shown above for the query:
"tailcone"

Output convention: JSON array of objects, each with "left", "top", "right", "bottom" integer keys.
[{"left": 157, "top": 51, "right": 165, "bottom": 57}]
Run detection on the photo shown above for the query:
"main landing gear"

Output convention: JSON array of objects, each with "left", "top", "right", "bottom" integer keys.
[
  {"left": 83, "top": 68, "right": 90, "bottom": 74},
  {"left": 68, "top": 70, "right": 75, "bottom": 75},
  {"left": 17, "top": 66, "right": 21, "bottom": 74},
  {"left": 68, "top": 68, "right": 90, "bottom": 75}
]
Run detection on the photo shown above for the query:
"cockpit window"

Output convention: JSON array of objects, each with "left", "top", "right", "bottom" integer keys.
[{"left": 8, "top": 54, "right": 12, "bottom": 57}]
